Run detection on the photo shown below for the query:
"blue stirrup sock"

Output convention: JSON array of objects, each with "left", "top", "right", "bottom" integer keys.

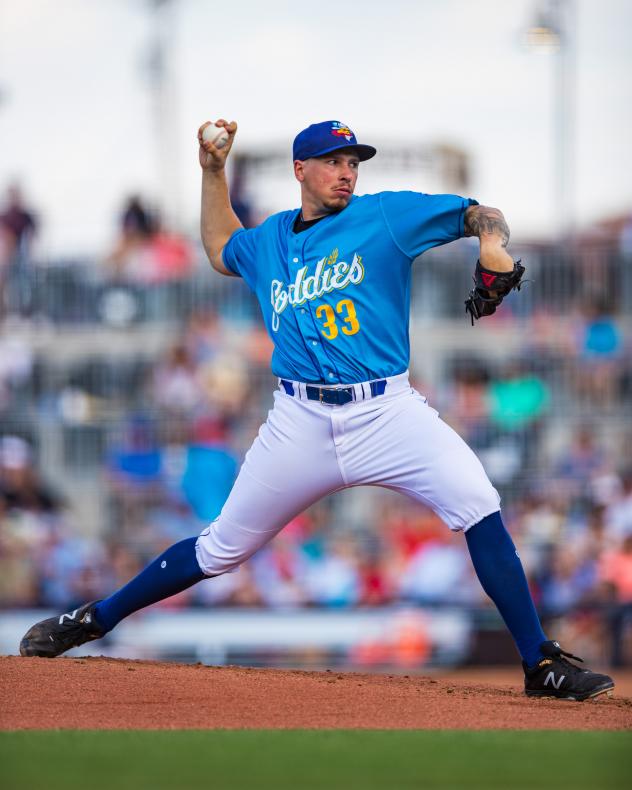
[
  {"left": 93, "top": 537, "right": 206, "bottom": 633},
  {"left": 465, "top": 511, "right": 546, "bottom": 667}
]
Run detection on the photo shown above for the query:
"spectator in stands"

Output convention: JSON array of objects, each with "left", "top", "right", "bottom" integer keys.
[
  {"left": 482, "top": 359, "right": 550, "bottom": 487},
  {"left": 553, "top": 426, "right": 609, "bottom": 506},
  {"left": 0, "top": 184, "right": 37, "bottom": 254},
  {"left": 152, "top": 342, "right": 204, "bottom": 416},
  {"left": 488, "top": 359, "right": 550, "bottom": 432},
  {"left": 0, "top": 436, "right": 60, "bottom": 513},
  {"left": 122, "top": 195, "right": 155, "bottom": 239},
  {"left": 184, "top": 311, "right": 222, "bottom": 365},
  {"left": 442, "top": 359, "right": 491, "bottom": 448},
  {"left": 105, "top": 195, "right": 155, "bottom": 280},
  {"left": 180, "top": 439, "right": 238, "bottom": 522},
  {"left": 537, "top": 544, "right": 598, "bottom": 618},
  {"left": 0, "top": 336, "right": 34, "bottom": 414},
  {"left": 0, "top": 184, "right": 38, "bottom": 317},
  {"left": 303, "top": 536, "right": 362, "bottom": 607},
  {"left": 576, "top": 504, "right": 610, "bottom": 568},
  {"left": 143, "top": 218, "right": 195, "bottom": 284},
  {"left": 605, "top": 468, "right": 632, "bottom": 544},
  {"left": 106, "top": 415, "right": 164, "bottom": 536},
  {"left": 107, "top": 197, "right": 194, "bottom": 286},
  {"left": 229, "top": 155, "right": 254, "bottom": 229},
  {"left": 39, "top": 535, "right": 107, "bottom": 610},
  {"left": 196, "top": 352, "right": 249, "bottom": 423},
  {"left": 399, "top": 532, "right": 474, "bottom": 605},
  {"left": 356, "top": 551, "right": 394, "bottom": 606},
  {"left": 0, "top": 492, "right": 40, "bottom": 606},
  {"left": 600, "top": 534, "right": 632, "bottom": 666},
  {"left": 572, "top": 297, "right": 624, "bottom": 409},
  {"left": 250, "top": 524, "right": 309, "bottom": 607}
]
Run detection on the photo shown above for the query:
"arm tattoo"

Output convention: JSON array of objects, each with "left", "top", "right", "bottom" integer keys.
[{"left": 464, "top": 205, "right": 510, "bottom": 247}]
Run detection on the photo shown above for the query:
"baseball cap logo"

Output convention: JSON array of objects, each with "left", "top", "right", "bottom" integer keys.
[
  {"left": 331, "top": 122, "right": 353, "bottom": 142},
  {"left": 292, "top": 120, "right": 376, "bottom": 162}
]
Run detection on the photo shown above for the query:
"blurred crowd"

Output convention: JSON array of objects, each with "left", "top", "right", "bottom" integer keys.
[
  {"left": 0, "top": 185, "right": 631, "bottom": 667},
  {"left": 1, "top": 420, "right": 631, "bottom": 664},
  {"left": 1, "top": 313, "right": 631, "bottom": 665}
]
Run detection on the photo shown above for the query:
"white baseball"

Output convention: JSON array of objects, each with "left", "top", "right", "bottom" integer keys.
[{"left": 202, "top": 123, "right": 229, "bottom": 149}]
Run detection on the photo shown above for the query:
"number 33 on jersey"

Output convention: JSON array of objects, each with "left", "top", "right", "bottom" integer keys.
[
  {"left": 316, "top": 298, "right": 360, "bottom": 340},
  {"left": 222, "top": 190, "right": 477, "bottom": 385}
]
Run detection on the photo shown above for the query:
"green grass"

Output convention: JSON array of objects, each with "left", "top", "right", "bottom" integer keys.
[{"left": 0, "top": 730, "right": 630, "bottom": 790}]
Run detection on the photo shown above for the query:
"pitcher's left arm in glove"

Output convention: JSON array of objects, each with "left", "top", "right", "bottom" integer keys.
[{"left": 463, "top": 204, "right": 525, "bottom": 324}]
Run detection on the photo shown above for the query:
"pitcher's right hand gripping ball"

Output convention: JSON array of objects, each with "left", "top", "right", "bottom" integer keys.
[
  {"left": 464, "top": 259, "right": 526, "bottom": 325},
  {"left": 198, "top": 119, "right": 237, "bottom": 171}
]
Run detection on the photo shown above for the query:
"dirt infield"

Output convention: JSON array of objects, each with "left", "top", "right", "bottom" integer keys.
[{"left": 1, "top": 656, "right": 631, "bottom": 730}]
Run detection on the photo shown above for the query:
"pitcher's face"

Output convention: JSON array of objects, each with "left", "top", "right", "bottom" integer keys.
[{"left": 294, "top": 151, "right": 360, "bottom": 219}]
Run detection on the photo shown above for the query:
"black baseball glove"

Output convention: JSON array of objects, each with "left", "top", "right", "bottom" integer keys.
[{"left": 464, "top": 259, "right": 525, "bottom": 325}]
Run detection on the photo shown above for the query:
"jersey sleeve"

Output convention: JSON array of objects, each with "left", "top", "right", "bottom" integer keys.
[
  {"left": 379, "top": 191, "right": 478, "bottom": 260},
  {"left": 222, "top": 226, "right": 260, "bottom": 290}
]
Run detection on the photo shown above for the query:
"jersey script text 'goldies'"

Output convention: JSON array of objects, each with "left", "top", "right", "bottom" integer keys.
[{"left": 270, "top": 249, "right": 364, "bottom": 331}]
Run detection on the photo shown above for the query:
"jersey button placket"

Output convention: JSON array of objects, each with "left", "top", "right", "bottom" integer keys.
[
  {"left": 297, "top": 234, "right": 333, "bottom": 383},
  {"left": 292, "top": 254, "right": 320, "bottom": 366},
  {"left": 294, "top": 242, "right": 320, "bottom": 376}
]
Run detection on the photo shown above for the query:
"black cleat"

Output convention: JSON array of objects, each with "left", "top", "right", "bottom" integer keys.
[
  {"left": 523, "top": 640, "right": 615, "bottom": 702},
  {"left": 19, "top": 601, "right": 105, "bottom": 658}
]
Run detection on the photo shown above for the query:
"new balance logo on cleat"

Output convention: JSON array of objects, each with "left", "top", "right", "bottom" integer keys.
[
  {"left": 523, "top": 640, "right": 614, "bottom": 702},
  {"left": 543, "top": 672, "right": 565, "bottom": 690},
  {"left": 19, "top": 601, "right": 105, "bottom": 658}
]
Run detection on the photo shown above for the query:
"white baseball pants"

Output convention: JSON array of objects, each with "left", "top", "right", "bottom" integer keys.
[{"left": 195, "top": 372, "right": 500, "bottom": 576}]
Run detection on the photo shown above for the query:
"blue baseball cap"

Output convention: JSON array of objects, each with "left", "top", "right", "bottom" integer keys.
[{"left": 293, "top": 121, "right": 377, "bottom": 162}]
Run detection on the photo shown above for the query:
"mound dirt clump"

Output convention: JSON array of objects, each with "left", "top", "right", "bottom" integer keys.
[{"left": 1, "top": 655, "right": 630, "bottom": 730}]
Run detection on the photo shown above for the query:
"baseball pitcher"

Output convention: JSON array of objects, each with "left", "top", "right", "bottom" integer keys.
[{"left": 20, "top": 119, "right": 614, "bottom": 701}]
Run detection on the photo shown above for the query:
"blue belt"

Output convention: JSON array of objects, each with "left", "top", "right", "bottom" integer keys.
[{"left": 280, "top": 379, "right": 387, "bottom": 405}]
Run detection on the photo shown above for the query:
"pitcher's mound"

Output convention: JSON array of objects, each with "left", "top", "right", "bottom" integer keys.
[{"left": 1, "top": 656, "right": 630, "bottom": 730}]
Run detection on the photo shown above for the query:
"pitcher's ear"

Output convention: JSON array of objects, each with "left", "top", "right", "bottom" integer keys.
[{"left": 294, "top": 160, "right": 306, "bottom": 182}]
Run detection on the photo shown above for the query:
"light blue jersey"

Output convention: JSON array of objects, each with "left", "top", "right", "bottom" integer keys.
[{"left": 223, "top": 191, "right": 477, "bottom": 384}]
